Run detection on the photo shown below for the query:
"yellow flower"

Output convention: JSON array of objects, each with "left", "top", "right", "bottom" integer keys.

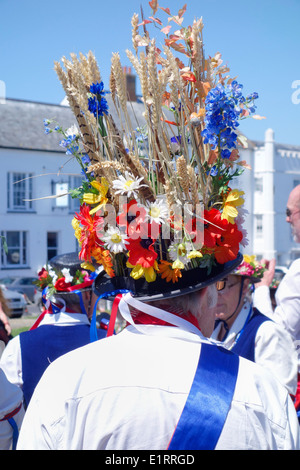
[
  {"left": 83, "top": 178, "right": 109, "bottom": 214},
  {"left": 187, "top": 250, "right": 203, "bottom": 259},
  {"left": 221, "top": 189, "right": 245, "bottom": 224},
  {"left": 80, "top": 261, "right": 95, "bottom": 272},
  {"left": 243, "top": 254, "right": 256, "bottom": 265},
  {"left": 127, "top": 261, "right": 158, "bottom": 283},
  {"left": 172, "top": 259, "right": 185, "bottom": 270},
  {"left": 71, "top": 217, "right": 82, "bottom": 245}
]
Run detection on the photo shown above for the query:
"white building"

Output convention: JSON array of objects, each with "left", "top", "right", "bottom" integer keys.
[
  {"left": 239, "top": 128, "right": 300, "bottom": 266},
  {"left": 0, "top": 98, "right": 81, "bottom": 277},
  {"left": 1, "top": 81, "right": 300, "bottom": 278}
]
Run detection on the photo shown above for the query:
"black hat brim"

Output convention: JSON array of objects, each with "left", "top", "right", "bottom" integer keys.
[{"left": 93, "top": 253, "right": 243, "bottom": 302}]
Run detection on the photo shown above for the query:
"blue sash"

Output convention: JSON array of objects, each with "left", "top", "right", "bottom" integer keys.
[{"left": 168, "top": 343, "right": 239, "bottom": 450}]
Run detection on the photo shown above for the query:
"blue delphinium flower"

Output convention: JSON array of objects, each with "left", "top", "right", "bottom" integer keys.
[
  {"left": 59, "top": 134, "right": 79, "bottom": 155},
  {"left": 88, "top": 81, "right": 109, "bottom": 118},
  {"left": 202, "top": 81, "right": 258, "bottom": 159}
]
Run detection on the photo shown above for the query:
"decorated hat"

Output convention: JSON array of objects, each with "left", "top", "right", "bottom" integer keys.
[
  {"left": 232, "top": 254, "right": 266, "bottom": 283},
  {"left": 35, "top": 252, "right": 98, "bottom": 298},
  {"left": 45, "top": 3, "right": 260, "bottom": 303}
]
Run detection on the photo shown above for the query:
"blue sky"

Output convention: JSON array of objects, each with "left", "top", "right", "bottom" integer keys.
[{"left": 1, "top": 0, "right": 300, "bottom": 145}]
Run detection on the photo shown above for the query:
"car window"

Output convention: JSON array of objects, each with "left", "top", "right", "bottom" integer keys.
[{"left": 0, "top": 278, "right": 14, "bottom": 284}]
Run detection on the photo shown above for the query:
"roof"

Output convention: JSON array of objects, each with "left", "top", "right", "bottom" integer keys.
[{"left": 0, "top": 95, "right": 148, "bottom": 153}]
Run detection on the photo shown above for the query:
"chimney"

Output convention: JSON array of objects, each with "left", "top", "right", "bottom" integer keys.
[{"left": 123, "top": 66, "right": 137, "bottom": 102}]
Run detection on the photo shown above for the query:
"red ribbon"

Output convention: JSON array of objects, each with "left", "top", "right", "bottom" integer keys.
[
  {"left": 0, "top": 403, "right": 22, "bottom": 422},
  {"left": 106, "top": 293, "right": 123, "bottom": 337}
]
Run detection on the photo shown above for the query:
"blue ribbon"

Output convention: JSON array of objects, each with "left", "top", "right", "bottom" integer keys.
[
  {"left": 168, "top": 343, "right": 239, "bottom": 450},
  {"left": 89, "top": 289, "right": 132, "bottom": 343},
  {"left": 8, "top": 417, "right": 18, "bottom": 450},
  {"left": 73, "top": 290, "right": 87, "bottom": 317}
]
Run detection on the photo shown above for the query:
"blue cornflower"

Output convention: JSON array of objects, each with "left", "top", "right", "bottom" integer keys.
[
  {"left": 88, "top": 95, "right": 109, "bottom": 118},
  {"left": 90, "top": 82, "right": 105, "bottom": 96},
  {"left": 88, "top": 81, "right": 109, "bottom": 118}
]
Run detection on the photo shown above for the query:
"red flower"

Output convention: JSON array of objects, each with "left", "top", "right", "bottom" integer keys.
[
  {"left": 127, "top": 237, "right": 158, "bottom": 268},
  {"left": 214, "top": 222, "right": 243, "bottom": 264},
  {"left": 117, "top": 199, "right": 146, "bottom": 238},
  {"left": 75, "top": 204, "right": 104, "bottom": 261},
  {"left": 203, "top": 208, "right": 226, "bottom": 247},
  {"left": 54, "top": 278, "right": 72, "bottom": 291},
  {"left": 38, "top": 267, "right": 48, "bottom": 279}
]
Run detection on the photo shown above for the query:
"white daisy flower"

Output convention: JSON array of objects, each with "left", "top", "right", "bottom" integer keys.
[
  {"left": 102, "top": 225, "right": 128, "bottom": 253},
  {"left": 48, "top": 269, "right": 58, "bottom": 284},
  {"left": 61, "top": 268, "right": 74, "bottom": 283},
  {"left": 145, "top": 199, "right": 169, "bottom": 224},
  {"left": 168, "top": 242, "right": 190, "bottom": 266},
  {"left": 112, "top": 171, "right": 145, "bottom": 199}
]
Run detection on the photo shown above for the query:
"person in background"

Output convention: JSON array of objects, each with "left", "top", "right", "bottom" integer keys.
[
  {"left": 0, "top": 368, "right": 24, "bottom": 450},
  {"left": 211, "top": 255, "right": 298, "bottom": 396},
  {"left": 0, "top": 252, "right": 107, "bottom": 408},
  {"left": 252, "top": 185, "right": 300, "bottom": 417},
  {"left": 0, "top": 287, "right": 12, "bottom": 358}
]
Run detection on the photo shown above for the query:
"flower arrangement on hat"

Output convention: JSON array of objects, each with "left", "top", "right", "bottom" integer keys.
[
  {"left": 234, "top": 255, "right": 266, "bottom": 280},
  {"left": 45, "top": 2, "right": 262, "bottom": 286},
  {"left": 35, "top": 265, "right": 97, "bottom": 299}
]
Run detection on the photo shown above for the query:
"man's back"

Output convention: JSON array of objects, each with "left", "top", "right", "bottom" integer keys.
[{"left": 17, "top": 325, "right": 299, "bottom": 450}]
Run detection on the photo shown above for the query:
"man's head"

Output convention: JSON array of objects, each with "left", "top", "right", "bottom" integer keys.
[
  {"left": 214, "top": 274, "right": 250, "bottom": 330},
  {"left": 286, "top": 185, "right": 300, "bottom": 243},
  {"left": 147, "top": 283, "right": 218, "bottom": 337}
]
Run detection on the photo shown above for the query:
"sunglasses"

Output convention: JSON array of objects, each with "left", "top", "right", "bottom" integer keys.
[
  {"left": 216, "top": 279, "right": 240, "bottom": 292},
  {"left": 286, "top": 208, "right": 300, "bottom": 217}
]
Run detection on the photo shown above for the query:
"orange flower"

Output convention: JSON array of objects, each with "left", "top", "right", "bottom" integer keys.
[
  {"left": 75, "top": 204, "right": 104, "bottom": 262},
  {"left": 158, "top": 260, "right": 182, "bottom": 283},
  {"left": 91, "top": 246, "right": 115, "bottom": 278}
]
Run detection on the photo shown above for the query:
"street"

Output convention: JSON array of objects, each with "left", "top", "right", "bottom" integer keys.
[{"left": 10, "top": 303, "right": 40, "bottom": 331}]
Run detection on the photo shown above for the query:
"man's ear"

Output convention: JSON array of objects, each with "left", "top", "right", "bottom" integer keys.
[{"left": 242, "top": 278, "right": 251, "bottom": 295}]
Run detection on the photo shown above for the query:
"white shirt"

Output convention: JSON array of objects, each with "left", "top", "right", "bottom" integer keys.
[
  {"left": 254, "top": 260, "right": 300, "bottom": 373},
  {"left": 17, "top": 323, "right": 300, "bottom": 450},
  {"left": 211, "top": 301, "right": 298, "bottom": 395},
  {"left": 0, "top": 368, "right": 25, "bottom": 450},
  {"left": 0, "top": 310, "right": 91, "bottom": 390}
]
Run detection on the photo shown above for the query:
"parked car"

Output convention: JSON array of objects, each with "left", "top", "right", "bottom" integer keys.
[
  {"left": 0, "top": 276, "right": 38, "bottom": 302},
  {"left": 0, "top": 285, "right": 27, "bottom": 318}
]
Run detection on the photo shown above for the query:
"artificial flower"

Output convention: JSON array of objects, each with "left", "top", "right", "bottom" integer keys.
[
  {"left": 168, "top": 242, "right": 190, "bottom": 267},
  {"left": 127, "top": 261, "right": 159, "bottom": 283},
  {"left": 116, "top": 199, "right": 147, "bottom": 237},
  {"left": 112, "top": 171, "right": 146, "bottom": 199},
  {"left": 54, "top": 278, "right": 72, "bottom": 292},
  {"left": 221, "top": 189, "right": 245, "bottom": 224},
  {"left": 158, "top": 260, "right": 182, "bottom": 283},
  {"left": 82, "top": 178, "right": 109, "bottom": 215},
  {"left": 75, "top": 204, "right": 104, "bottom": 261},
  {"left": 102, "top": 226, "right": 128, "bottom": 253},
  {"left": 203, "top": 209, "right": 225, "bottom": 247},
  {"left": 214, "top": 221, "right": 243, "bottom": 264},
  {"left": 127, "top": 237, "right": 158, "bottom": 268},
  {"left": 61, "top": 268, "right": 73, "bottom": 284},
  {"left": 145, "top": 199, "right": 169, "bottom": 225},
  {"left": 91, "top": 245, "right": 115, "bottom": 278}
]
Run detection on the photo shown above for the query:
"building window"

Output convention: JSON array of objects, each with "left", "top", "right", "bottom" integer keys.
[
  {"left": 255, "top": 214, "right": 263, "bottom": 238},
  {"left": 7, "top": 172, "right": 34, "bottom": 211},
  {"left": 69, "top": 175, "right": 83, "bottom": 213},
  {"left": 47, "top": 232, "right": 58, "bottom": 261},
  {"left": 0, "top": 231, "right": 28, "bottom": 267},
  {"left": 255, "top": 177, "right": 263, "bottom": 192}
]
